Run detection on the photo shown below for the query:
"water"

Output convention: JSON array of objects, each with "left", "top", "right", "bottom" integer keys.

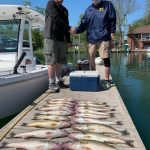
[
  {"left": 111, "top": 52, "right": 150, "bottom": 150},
  {"left": 0, "top": 114, "right": 17, "bottom": 128}
]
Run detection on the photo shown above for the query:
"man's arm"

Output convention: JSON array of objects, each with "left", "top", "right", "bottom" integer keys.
[
  {"left": 74, "top": 9, "right": 90, "bottom": 34},
  {"left": 109, "top": 2, "right": 117, "bottom": 39},
  {"left": 64, "top": 10, "right": 71, "bottom": 47}
]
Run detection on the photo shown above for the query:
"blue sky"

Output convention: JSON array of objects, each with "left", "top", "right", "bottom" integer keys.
[{"left": 0, "top": 0, "right": 146, "bottom": 26}]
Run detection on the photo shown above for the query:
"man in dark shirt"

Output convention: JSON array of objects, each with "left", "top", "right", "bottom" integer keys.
[
  {"left": 70, "top": 0, "right": 116, "bottom": 89},
  {"left": 44, "top": 0, "right": 71, "bottom": 92}
]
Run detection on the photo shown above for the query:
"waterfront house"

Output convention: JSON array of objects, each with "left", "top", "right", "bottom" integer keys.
[{"left": 128, "top": 26, "right": 150, "bottom": 50}]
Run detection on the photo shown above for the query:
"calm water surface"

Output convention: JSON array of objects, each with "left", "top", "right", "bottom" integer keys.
[{"left": 111, "top": 52, "right": 150, "bottom": 150}]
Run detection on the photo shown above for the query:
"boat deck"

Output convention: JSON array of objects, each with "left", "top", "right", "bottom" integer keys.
[{"left": 0, "top": 66, "right": 146, "bottom": 150}]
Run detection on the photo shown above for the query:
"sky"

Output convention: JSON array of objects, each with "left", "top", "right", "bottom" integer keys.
[{"left": 0, "top": 0, "right": 146, "bottom": 26}]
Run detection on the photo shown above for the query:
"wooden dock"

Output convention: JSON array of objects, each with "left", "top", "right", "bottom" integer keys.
[{"left": 0, "top": 66, "right": 146, "bottom": 150}]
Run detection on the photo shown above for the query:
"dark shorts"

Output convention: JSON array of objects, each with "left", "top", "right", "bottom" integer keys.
[{"left": 43, "top": 39, "right": 67, "bottom": 65}]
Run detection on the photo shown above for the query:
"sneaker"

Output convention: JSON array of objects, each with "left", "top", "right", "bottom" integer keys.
[
  {"left": 102, "top": 80, "right": 111, "bottom": 90},
  {"left": 109, "top": 80, "right": 115, "bottom": 86},
  {"left": 57, "top": 80, "right": 69, "bottom": 88},
  {"left": 49, "top": 83, "right": 60, "bottom": 93}
]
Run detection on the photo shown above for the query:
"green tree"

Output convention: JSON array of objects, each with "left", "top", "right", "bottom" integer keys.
[
  {"left": 23, "top": 0, "right": 31, "bottom": 6},
  {"left": 112, "top": 0, "right": 138, "bottom": 48},
  {"left": 35, "top": 7, "right": 45, "bottom": 15},
  {"left": 32, "top": 29, "right": 44, "bottom": 51},
  {"left": 130, "top": 0, "right": 150, "bottom": 31}
]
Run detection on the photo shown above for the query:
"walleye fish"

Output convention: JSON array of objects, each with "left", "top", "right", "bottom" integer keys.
[
  {"left": 47, "top": 101, "right": 76, "bottom": 105},
  {"left": 35, "top": 110, "right": 75, "bottom": 116},
  {"left": 76, "top": 106, "right": 115, "bottom": 112},
  {"left": 2, "top": 141, "right": 63, "bottom": 150},
  {"left": 63, "top": 140, "right": 118, "bottom": 150},
  {"left": 38, "top": 107, "right": 74, "bottom": 112},
  {"left": 11, "top": 129, "right": 68, "bottom": 139},
  {"left": 76, "top": 103, "right": 109, "bottom": 108},
  {"left": 34, "top": 115, "right": 70, "bottom": 121},
  {"left": 74, "top": 113, "right": 112, "bottom": 120},
  {"left": 69, "top": 133, "right": 134, "bottom": 147},
  {"left": 22, "top": 121, "right": 71, "bottom": 129},
  {"left": 48, "top": 98, "right": 75, "bottom": 102},
  {"left": 46, "top": 103, "right": 76, "bottom": 108},
  {"left": 72, "top": 118, "right": 122, "bottom": 126},
  {"left": 76, "top": 109, "right": 113, "bottom": 116},
  {"left": 77, "top": 101, "right": 107, "bottom": 105},
  {"left": 72, "top": 124, "right": 128, "bottom": 135}
]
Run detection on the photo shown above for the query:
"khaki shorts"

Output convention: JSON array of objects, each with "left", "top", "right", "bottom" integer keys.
[
  {"left": 43, "top": 39, "right": 67, "bottom": 65},
  {"left": 88, "top": 41, "right": 111, "bottom": 59},
  {"left": 88, "top": 41, "right": 111, "bottom": 70}
]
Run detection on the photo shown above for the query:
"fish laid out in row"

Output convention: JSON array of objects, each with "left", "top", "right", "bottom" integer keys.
[
  {"left": 63, "top": 140, "right": 118, "bottom": 150},
  {"left": 34, "top": 115, "right": 70, "bottom": 121},
  {"left": 2, "top": 98, "right": 133, "bottom": 150},
  {"left": 22, "top": 121, "right": 71, "bottom": 129},
  {"left": 10, "top": 129, "right": 68, "bottom": 139},
  {"left": 2, "top": 141, "right": 63, "bottom": 150},
  {"left": 68, "top": 133, "right": 134, "bottom": 147},
  {"left": 71, "top": 117, "right": 122, "bottom": 126},
  {"left": 72, "top": 124, "right": 128, "bottom": 135},
  {"left": 35, "top": 110, "right": 75, "bottom": 116},
  {"left": 2, "top": 140, "right": 119, "bottom": 150}
]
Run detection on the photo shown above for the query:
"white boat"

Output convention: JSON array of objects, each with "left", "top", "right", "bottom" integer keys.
[{"left": 0, "top": 5, "right": 48, "bottom": 119}]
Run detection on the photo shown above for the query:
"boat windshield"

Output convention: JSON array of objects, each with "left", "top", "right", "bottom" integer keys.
[{"left": 0, "top": 19, "right": 20, "bottom": 52}]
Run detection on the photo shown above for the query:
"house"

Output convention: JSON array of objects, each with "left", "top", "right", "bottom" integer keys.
[{"left": 128, "top": 26, "right": 150, "bottom": 50}]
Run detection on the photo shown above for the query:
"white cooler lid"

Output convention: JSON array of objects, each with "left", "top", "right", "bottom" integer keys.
[{"left": 70, "top": 71, "right": 100, "bottom": 77}]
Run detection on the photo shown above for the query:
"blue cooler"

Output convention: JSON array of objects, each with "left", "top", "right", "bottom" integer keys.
[{"left": 70, "top": 71, "right": 100, "bottom": 92}]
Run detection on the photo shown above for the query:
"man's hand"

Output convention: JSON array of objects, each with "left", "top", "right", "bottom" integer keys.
[
  {"left": 69, "top": 27, "right": 77, "bottom": 34},
  {"left": 111, "top": 33, "right": 115, "bottom": 41},
  {"left": 67, "top": 43, "right": 72, "bottom": 48}
]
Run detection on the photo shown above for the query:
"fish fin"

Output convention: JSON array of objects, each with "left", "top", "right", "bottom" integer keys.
[
  {"left": 22, "top": 123, "right": 27, "bottom": 126},
  {"left": 35, "top": 113, "right": 40, "bottom": 116},
  {"left": 110, "top": 113, "right": 115, "bottom": 118},
  {"left": 122, "top": 130, "right": 130, "bottom": 135},
  {"left": 9, "top": 132, "right": 16, "bottom": 138},
  {"left": 110, "top": 113, "right": 115, "bottom": 117},
  {"left": 0, "top": 142, "right": 8, "bottom": 148},
  {"left": 116, "top": 121, "right": 123, "bottom": 125},
  {"left": 126, "top": 140, "right": 134, "bottom": 148},
  {"left": 32, "top": 117, "right": 38, "bottom": 120},
  {"left": 102, "top": 102, "right": 107, "bottom": 105},
  {"left": 111, "top": 109, "right": 116, "bottom": 111}
]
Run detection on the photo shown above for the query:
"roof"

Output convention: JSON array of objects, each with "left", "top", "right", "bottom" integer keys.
[
  {"left": 0, "top": 5, "right": 45, "bottom": 28},
  {"left": 131, "top": 26, "right": 150, "bottom": 34}
]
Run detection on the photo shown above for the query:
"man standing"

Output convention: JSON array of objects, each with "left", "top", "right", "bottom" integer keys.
[
  {"left": 44, "top": 0, "right": 71, "bottom": 93},
  {"left": 70, "top": 0, "right": 116, "bottom": 89}
]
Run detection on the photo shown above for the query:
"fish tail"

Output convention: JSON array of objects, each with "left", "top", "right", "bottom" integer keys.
[
  {"left": 9, "top": 132, "right": 16, "bottom": 138},
  {"left": 126, "top": 140, "right": 134, "bottom": 147},
  {"left": 111, "top": 109, "right": 116, "bottom": 111},
  {"left": 32, "top": 116, "right": 38, "bottom": 120},
  {"left": 22, "top": 123, "right": 28, "bottom": 126},
  {"left": 110, "top": 113, "right": 115, "bottom": 118},
  {"left": 0, "top": 142, "right": 8, "bottom": 148},
  {"left": 122, "top": 130, "right": 130, "bottom": 135},
  {"left": 102, "top": 102, "right": 107, "bottom": 105},
  {"left": 116, "top": 121, "right": 123, "bottom": 125},
  {"left": 35, "top": 113, "right": 40, "bottom": 116}
]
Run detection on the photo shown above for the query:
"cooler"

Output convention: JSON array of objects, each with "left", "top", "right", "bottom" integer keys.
[{"left": 69, "top": 71, "right": 100, "bottom": 92}]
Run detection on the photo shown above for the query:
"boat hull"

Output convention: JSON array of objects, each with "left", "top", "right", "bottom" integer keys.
[{"left": 0, "top": 69, "right": 48, "bottom": 119}]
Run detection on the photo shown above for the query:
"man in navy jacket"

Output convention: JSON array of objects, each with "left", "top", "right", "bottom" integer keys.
[{"left": 71, "top": 0, "right": 116, "bottom": 89}]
